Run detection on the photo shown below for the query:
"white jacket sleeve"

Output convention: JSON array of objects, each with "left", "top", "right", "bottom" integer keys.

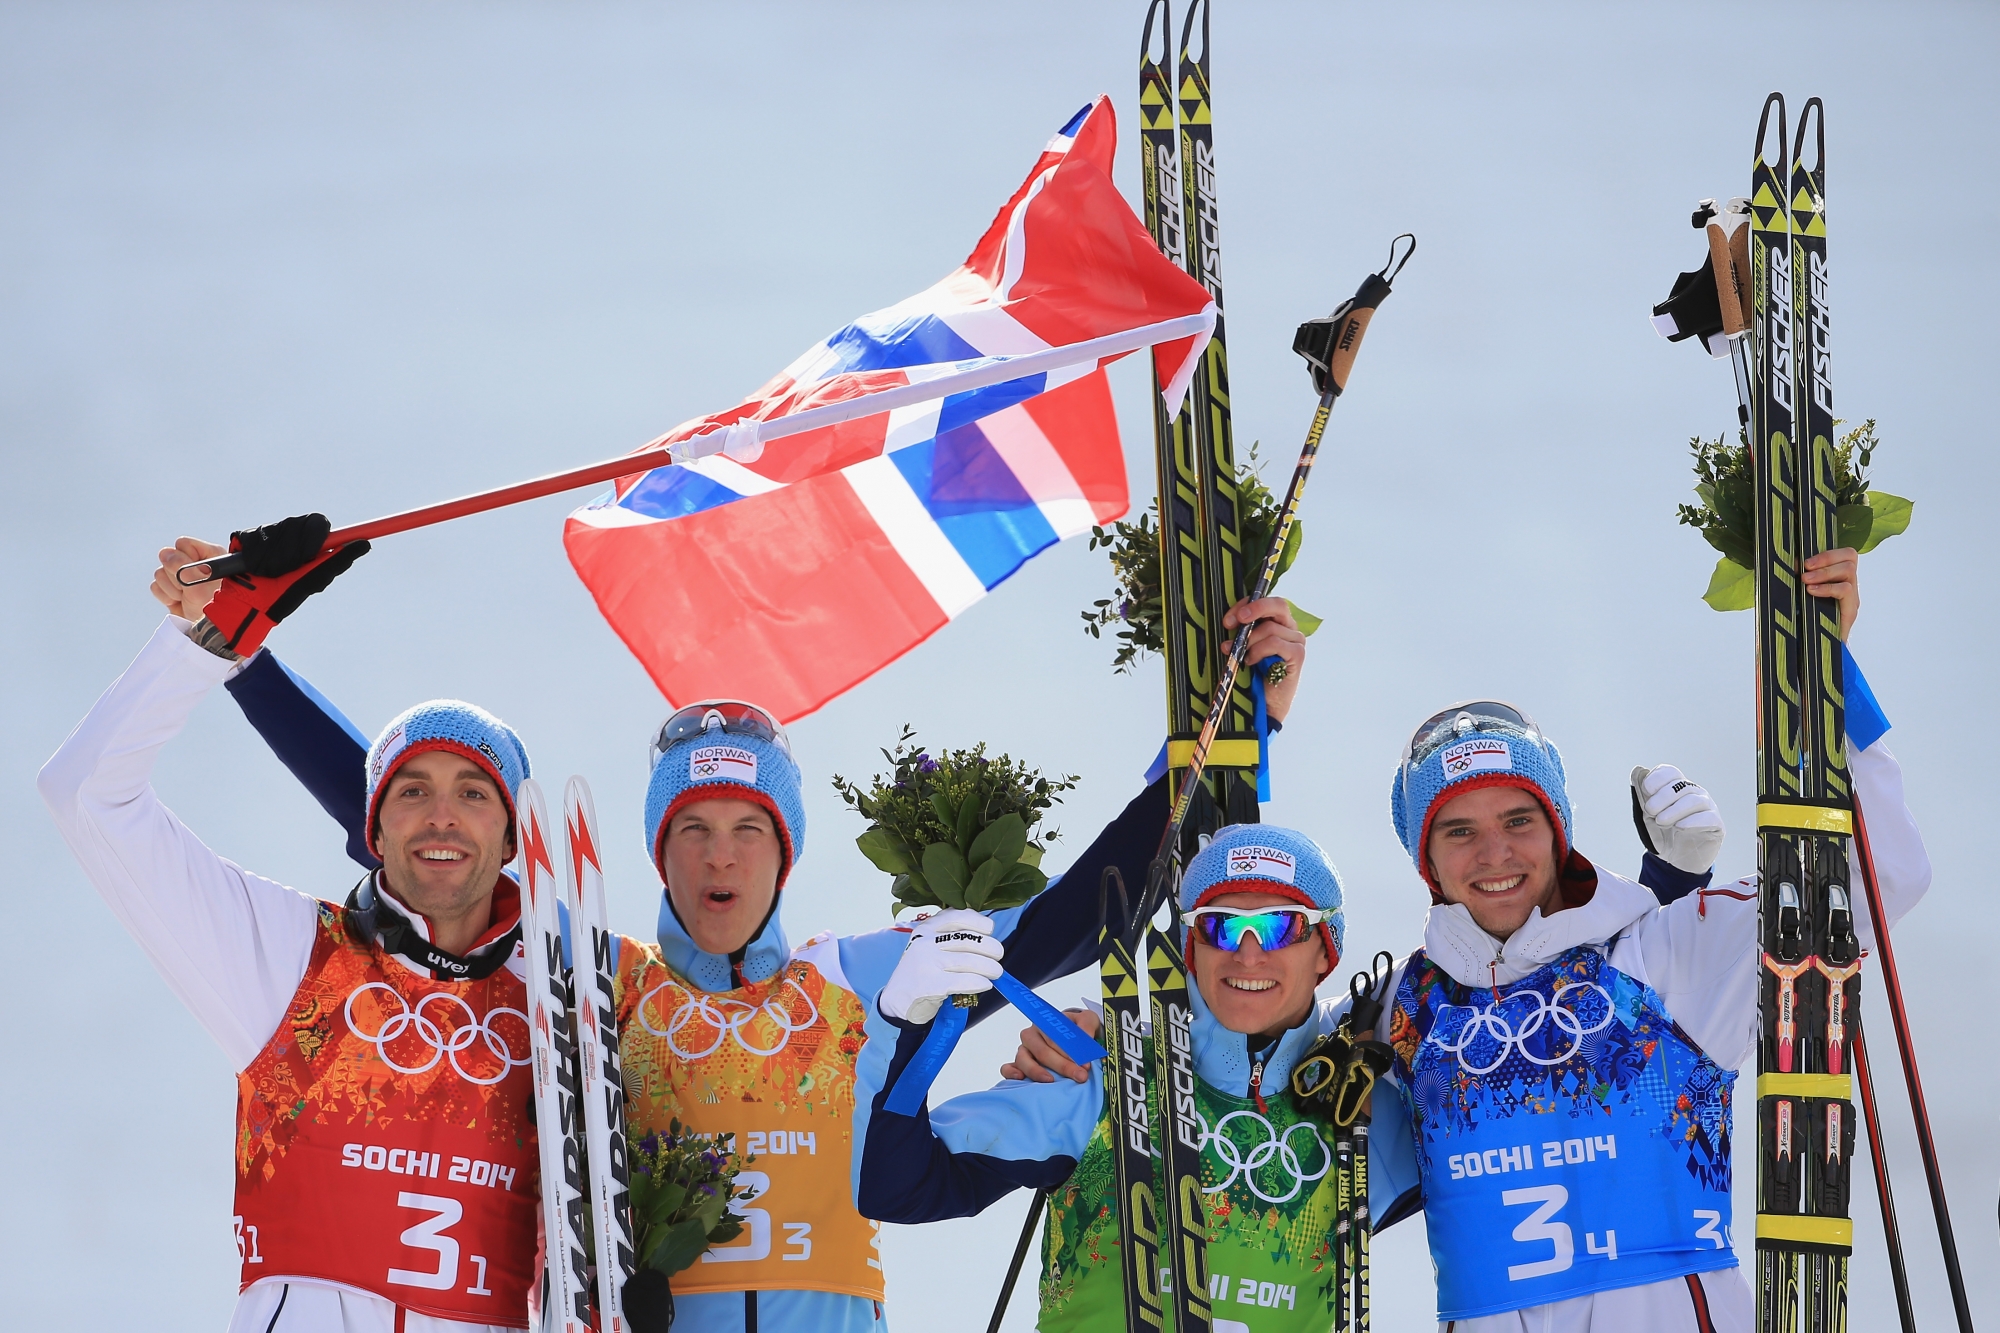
[
  {"left": 1849, "top": 739, "right": 1930, "bottom": 949},
  {"left": 1634, "top": 735, "right": 1931, "bottom": 1072},
  {"left": 38, "top": 618, "right": 321, "bottom": 1070}
]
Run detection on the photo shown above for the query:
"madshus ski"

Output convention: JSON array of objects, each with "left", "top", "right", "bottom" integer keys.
[
  {"left": 565, "top": 778, "right": 635, "bottom": 1333},
  {"left": 521, "top": 780, "right": 595, "bottom": 1333},
  {"left": 523, "top": 777, "right": 636, "bottom": 1333}
]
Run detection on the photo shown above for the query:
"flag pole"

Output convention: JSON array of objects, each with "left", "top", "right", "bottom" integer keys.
[{"left": 179, "top": 312, "right": 1214, "bottom": 586}]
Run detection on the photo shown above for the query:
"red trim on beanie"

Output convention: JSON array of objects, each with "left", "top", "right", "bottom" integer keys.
[
  {"left": 1182, "top": 880, "right": 1339, "bottom": 982},
  {"left": 1416, "top": 772, "right": 1568, "bottom": 904},
  {"left": 368, "top": 739, "right": 516, "bottom": 849},
  {"left": 653, "top": 783, "right": 795, "bottom": 891}
]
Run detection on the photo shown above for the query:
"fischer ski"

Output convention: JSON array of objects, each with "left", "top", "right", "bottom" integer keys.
[
  {"left": 564, "top": 777, "right": 634, "bottom": 1333},
  {"left": 1174, "top": 0, "right": 1260, "bottom": 824},
  {"left": 520, "top": 780, "right": 595, "bottom": 1333}
]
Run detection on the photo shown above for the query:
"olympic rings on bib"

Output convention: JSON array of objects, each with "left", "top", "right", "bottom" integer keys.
[
  {"left": 342, "top": 982, "right": 532, "bottom": 1086},
  {"left": 1426, "top": 980, "right": 1614, "bottom": 1075},
  {"left": 636, "top": 976, "right": 821, "bottom": 1059},
  {"left": 1201, "top": 1108, "right": 1333, "bottom": 1204}
]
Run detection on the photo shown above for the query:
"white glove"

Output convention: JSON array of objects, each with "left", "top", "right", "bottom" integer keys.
[
  {"left": 1630, "top": 764, "right": 1727, "bottom": 875},
  {"left": 880, "top": 908, "right": 1005, "bottom": 1024}
]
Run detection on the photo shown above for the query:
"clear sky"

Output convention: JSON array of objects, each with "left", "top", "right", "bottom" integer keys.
[{"left": 4, "top": 2, "right": 1993, "bottom": 1328}]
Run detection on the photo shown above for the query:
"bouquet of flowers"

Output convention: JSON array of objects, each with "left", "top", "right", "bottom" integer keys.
[
  {"left": 620, "top": 1120, "right": 752, "bottom": 1331},
  {"left": 1082, "top": 440, "right": 1322, "bottom": 673},
  {"left": 833, "top": 727, "right": 1077, "bottom": 918},
  {"left": 1677, "top": 419, "right": 1911, "bottom": 610}
]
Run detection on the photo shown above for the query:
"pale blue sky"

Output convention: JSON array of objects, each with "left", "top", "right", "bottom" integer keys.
[{"left": 5, "top": 3, "right": 1994, "bottom": 1328}]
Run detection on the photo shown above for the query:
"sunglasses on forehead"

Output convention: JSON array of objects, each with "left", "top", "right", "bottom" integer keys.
[
  {"left": 1185, "top": 904, "right": 1333, "bottom": 953},
  {"left": 649, "top": 699, "right": 793, "bottom": 768}
]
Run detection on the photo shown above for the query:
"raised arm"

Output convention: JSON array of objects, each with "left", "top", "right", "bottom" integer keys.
[
  {"left": 225, "top": 650, "right": 377, "bottom": 869},
  {"left": 39, "top": 618, "right": 322, "bottom": 1069}
]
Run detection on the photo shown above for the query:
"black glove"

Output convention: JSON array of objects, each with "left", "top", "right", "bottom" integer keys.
[
  {"left": 622, "top": 1268, "right": 675, "bottom": 1332},
  {"left": 203, "top": 513, "right": 369, "bottom": 654}
]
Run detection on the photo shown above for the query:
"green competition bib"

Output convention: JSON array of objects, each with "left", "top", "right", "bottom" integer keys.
[{"left": 1039, "top": 1076, "right": 1343, "bottom": 1332}]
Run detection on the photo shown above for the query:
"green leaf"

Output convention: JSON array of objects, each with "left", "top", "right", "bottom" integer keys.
[
  {"left": 1694, "top": 480, "right": 1717, "bottom": 510},
  {"left": 967, "top": 812, "right": 1027, "bottom": 869},
  {"left": 1715, "top": 473, "right": 1755, "bottom": 550},
  {"left": 645, "top": 1215, "right": 719, "bottom": 1278},
  {"left": 982, "top": 860, "right": 1049, "bottom": 911},
  {"left": 965, "top": 855, "right": 1007, "bottom": 910},
  {"left": 929, "top": 791, "right": 956, "bottom": 832},
  {"left": 1017, "top": 842, "right": 1045, "bottom": 869},
  {"left": 1858, "top": 491, "right": 1912, "bottom": 553},
  {"left": 1700, "top": 523, "right": 1756, "bottom": 570},
  {"left": 1835, "top": 503, "right": 1874, "bottom": 552},
  {"left": 1273, "top": 519, "right": 1303, "bottom": 581},
  {"left": 1284, "top": 599, "right": 1323, "bottom": 637},
  {"left": 922, "top": 842, "right": 969, "bottom": 908},
  {"left": 856, "top": 828, "right": 916, "bottom": 876},
  {"left": 1702, "top": 556, "right": 1755, "bottom": 612},
  {"left": 954, "top": 791, "right": 979, "bottom": 852}
]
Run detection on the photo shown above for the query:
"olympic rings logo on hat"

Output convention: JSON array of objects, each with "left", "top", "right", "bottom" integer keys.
[
  {"left": 1426, "top": 981, "right": 1614, "bottom": 1075},
  {"left": 342, "top": 982, "right": 531, "bottom": 1086},
  {"left": 635, "top": 976, "right": 820, "bottom": 1059},
  {"left": 1200, "top": 1108, "right": 1333, "bottom": 1204}
]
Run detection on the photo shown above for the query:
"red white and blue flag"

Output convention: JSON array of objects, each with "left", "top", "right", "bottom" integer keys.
[{"left": 563, "top": 95, "right": 1214, "bottom": 720}]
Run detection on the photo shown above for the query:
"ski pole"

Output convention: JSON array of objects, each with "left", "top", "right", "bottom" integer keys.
[
  {"left": 1852, "top": 796, "right": 1974, "bottom": 1331},
  {"left": 1148, "top": 235, "right": 1415, "bottom": 904},
  {"left": 986, "top": 1187, "right": 1049, "bottom": 1333},
  {"left": 1852, "top": 1021, "right": 1917, "bottom": 1333},
  {"left": 174, "top": 312, "right": 1214, "bottom": 586}
]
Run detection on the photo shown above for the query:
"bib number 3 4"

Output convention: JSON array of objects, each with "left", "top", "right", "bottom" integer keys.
[{"left": 1501, "top": 1186, "right": 1629, "bottom": 1281}]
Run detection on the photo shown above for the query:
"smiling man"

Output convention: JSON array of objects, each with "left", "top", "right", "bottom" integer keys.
[
  {"left": 1360, "top": 554, "right": 1936, "bottom": 1333},
  {"left": 39, "top": 520, "right": 541, "bottom": 1333},
  {"left": 854, "top": 824, "right": 1358, "bottom": 1332}
]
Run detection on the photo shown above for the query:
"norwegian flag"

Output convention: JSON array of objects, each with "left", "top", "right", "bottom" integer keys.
[{"left": 563, "top": 96, "right": 1214, "bottom": 720}]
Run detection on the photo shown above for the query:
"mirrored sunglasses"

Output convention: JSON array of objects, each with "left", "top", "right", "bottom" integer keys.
[{"left": 1187, "top": 904, "right": 1330, "bottom": 953}]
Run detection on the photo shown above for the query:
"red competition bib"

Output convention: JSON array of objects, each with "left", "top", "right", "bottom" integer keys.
[
  {"left": 616, "top": 933, "right": 885, "bottom": 1302},
  {"left": 234, "top": 903, "right": 538, "bottom": 1326}
]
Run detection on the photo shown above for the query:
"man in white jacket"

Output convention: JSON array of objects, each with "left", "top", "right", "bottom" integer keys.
[
  {"left": 1369, "top": 552, "right": 1931, "bottom": 1331},
  {"left": 40, "top": 521, "right": 545, "bottom": 1333}
]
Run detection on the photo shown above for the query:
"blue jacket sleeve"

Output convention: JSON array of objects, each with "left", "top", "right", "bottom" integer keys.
[
  {"left": 973, "top": 774, "right": 1168, "bottom": 1028},
  {"left": 857, "top": 1017, "right": 1098, "bottom": 1223},
  {"left": 1637, "top": 851, "right": 1711, "bottom": 905},
  {"left": 223, "top": 650, "right": 377, "bottom": 870}
]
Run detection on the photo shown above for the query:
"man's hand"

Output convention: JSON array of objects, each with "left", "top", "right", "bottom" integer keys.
[
  {"left": 151, "top": 537, "right": 228, "bottom": 623},
  {"left": 199, "top": 514, "right": 370, "bottom": 657},
  {"left": 1221, "top": 595, "right": 1306, "bottom": 723},
  {"left": 880, "top": 909, "right": 1004, "bottom": 1025},
  {"left": 1630, "top": 764, "right": 1726, "bottom": 876},
  {"left": 1802, "top": 547, "right": 1859, "bottom": 640},
  {"left": 1001, "top": 1006, "right": 1101, "bottom": 1083}
]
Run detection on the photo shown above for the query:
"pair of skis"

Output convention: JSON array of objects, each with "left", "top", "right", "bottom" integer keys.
[
  {"left": 1655, "top": 94, "right": 1971, "bottom": 1333},
  {"left": 519, "top": 777, "right": 637, "bottom": 1333},
  {"left": 1097, "top": 10, "right": 1414, "bottom": 1333}
]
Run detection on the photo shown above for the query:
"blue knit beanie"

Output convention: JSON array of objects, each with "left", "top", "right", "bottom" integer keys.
[
  {"left": 1179, "top": 824, "right": 1344, "bottom": 971},
  {"left": 1390, "top": 708, "right": 1572, "bottom": 899},
  {"left": 645, "top": 726, "right": 805, "bottom": 889},
  {"left": 365, "top": 700, "right": 531, "bottom": 837}
]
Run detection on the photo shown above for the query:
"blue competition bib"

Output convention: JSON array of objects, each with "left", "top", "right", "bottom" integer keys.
[{"left": 1390, "top": 947, "right": 1737, "bottom": 1320}]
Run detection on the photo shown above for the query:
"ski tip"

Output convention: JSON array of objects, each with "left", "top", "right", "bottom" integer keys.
[
  {"left": 1178, "top": 0, "right": 1210, "bottom": 65},
  {"left": 1140, "top": 0, "right": 1171, "bottom": 64},
  {"left": 1755, "top": 93, "right": 1787, "bottom": 171},
  {"left": 1793, "top": 97, "right": 1825, "bottom": 174}
]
